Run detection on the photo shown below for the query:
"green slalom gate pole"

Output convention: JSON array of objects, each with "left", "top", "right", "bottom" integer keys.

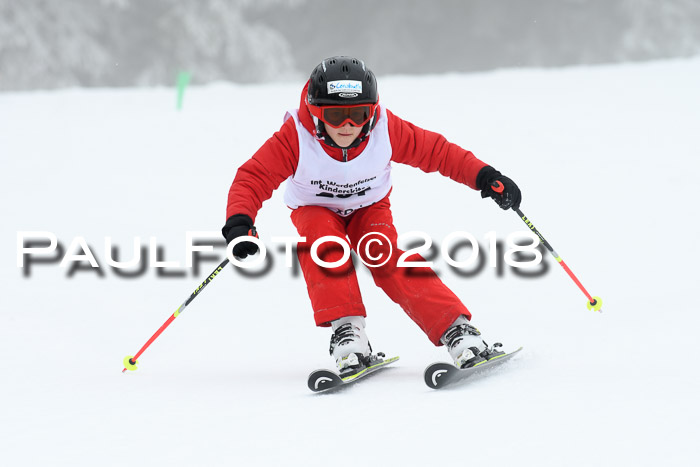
[
  {"left": 122, "top": 258, "right": 229, "bottom": 373},
  {"left": 515, "top": 207, "right": 603, "bottom": 312},
  {"left": 176, "top": 71, "right": 191, "bottom": 110}
]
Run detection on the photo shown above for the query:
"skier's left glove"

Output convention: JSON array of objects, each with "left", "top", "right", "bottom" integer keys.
[
  {"left": 476, "top": 166, "right": 522, "bottom": 210},
  {"left": 222, "top": 214, "right": 259, "bottom": 259}
]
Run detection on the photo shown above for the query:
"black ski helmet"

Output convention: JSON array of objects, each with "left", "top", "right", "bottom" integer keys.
[
  {"left": 306, "top": 56, "right": 379, "bottom": 147},
  {"left": 307, "top": 56, "right": 378, "bottom": 106}
]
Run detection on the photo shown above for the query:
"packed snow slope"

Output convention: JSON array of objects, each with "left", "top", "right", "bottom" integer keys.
[{"left": 1, "top": 57, "right": 699, "bottom": 467}]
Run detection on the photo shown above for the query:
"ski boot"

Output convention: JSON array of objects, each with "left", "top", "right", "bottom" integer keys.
[
  {"left": 442, "top": 315, "right": 505, "bottom": 369},
  {"left": 329, "top": 316, "right": 372, "bottom": 376}
]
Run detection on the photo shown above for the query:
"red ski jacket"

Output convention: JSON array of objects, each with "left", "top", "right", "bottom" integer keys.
[{"left": 226, "top": 81, "right": 488, "bottom": 221}]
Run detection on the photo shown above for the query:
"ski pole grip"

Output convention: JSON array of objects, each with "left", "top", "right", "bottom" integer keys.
[{"left": 491, "top": 180, "right": 504, "bottom": 194}]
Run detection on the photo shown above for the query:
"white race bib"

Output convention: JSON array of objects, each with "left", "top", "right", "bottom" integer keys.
[{"left": 283, "top": 107, "right": 392, "bottom": 217}]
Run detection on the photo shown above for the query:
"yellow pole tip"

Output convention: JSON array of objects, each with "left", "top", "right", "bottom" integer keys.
[
  {"left": 587, "top": 296, "right": 603, "bottom": 312},
  {"left": 123, "top": 355, "right": 138, "bottom": 371}
]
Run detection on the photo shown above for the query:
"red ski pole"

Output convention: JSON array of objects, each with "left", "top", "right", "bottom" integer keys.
[
  {"left": 486, "top": 180, "right": 601, "bottom": 312},
  {"left": 515, "top": 207, "right": 602, "bottom": 312},
  {"left": 122, "top": 258, "right": 229, "bottom": 373}
]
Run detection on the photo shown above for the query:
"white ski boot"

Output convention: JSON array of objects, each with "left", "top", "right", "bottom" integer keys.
[
  {"left": 441, "top": 315, "right": 502, "bottom": 369},
  {"left": 329, "top": 316, "right": 371, "bottom": 375}
]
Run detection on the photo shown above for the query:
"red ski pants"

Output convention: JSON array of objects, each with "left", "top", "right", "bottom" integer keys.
[{"left": 290, "top": 196, "right": 471, "bottom": 345}]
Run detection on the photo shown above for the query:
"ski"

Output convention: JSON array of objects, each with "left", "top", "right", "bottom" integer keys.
[
  {"left": 308, "top": 354, "right": 399, "bottom": 393},
  {"left": 424, "top": 346, "right": 523, "bottom": 389}
]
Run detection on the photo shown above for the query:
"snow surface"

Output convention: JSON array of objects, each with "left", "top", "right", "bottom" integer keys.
[{"left": 1, "top": 58, "right": 699, "bottom": 466}]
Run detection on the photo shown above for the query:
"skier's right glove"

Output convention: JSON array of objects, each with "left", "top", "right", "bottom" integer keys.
[{"left": 222, "top": 214, "right": 259, "bottom": 259}]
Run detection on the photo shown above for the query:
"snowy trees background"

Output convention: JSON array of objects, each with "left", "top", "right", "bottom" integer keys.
[{"left": 1, "top": 0, "right": 699, "bottom": 91}]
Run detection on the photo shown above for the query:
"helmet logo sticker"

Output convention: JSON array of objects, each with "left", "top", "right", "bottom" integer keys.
[
  {"left": 338, "top": 93, "right": 358, "bottom": 98},
  {"left": 328, "top": 80, "right": 362, "bottom": 94}
]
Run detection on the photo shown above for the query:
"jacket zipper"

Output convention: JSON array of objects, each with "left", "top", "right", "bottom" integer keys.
[{"left": 342, "top": 148, "right": 348, "bottom": 162}]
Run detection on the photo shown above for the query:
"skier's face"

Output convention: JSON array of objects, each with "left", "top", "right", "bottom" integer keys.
[{"left": 325, "top": 122, "right": 362, "bottom": 148}]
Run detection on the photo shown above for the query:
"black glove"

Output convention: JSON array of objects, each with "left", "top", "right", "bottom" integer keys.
[
  {"left": 476, "top": 166, "right": 522, "bottom": 210},
  {"left": 221, "top": 214, "right": 259, "bottom": 258}
]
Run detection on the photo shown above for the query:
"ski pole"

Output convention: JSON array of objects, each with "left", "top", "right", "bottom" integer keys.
[
  {"left": 514, "top": 207, "right": 602, "bottom": 312},
  {"left": 486, "top": 180, "right": 601, "bottom": 311},
  {"left": 122, "top": 258, "right": 229, "bottom": 372}
]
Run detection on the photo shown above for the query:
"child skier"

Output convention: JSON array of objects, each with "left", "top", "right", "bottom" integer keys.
[{"left": 223, "top": 56, "right": 522, "bottom": 375}]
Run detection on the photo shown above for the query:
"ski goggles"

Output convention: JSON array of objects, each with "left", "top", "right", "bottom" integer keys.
[{"left": 307, "top": 103, "right": 377, "bottom": 128}]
